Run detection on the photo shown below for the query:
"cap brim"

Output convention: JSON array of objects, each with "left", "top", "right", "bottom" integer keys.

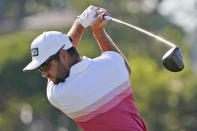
[{"left": 23, "top": 59, "right": 43, "bottom": 72}]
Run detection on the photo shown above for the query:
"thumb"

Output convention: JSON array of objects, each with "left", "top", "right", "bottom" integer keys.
[
  {"left": 97, "top": 12, "right": 105, "bottom": 22},
  {"left": 98, "top": 12, "right": 108, "bottom": 27},
  {"left": 91, "top": 12, "right": 104, "bottom": 26}
]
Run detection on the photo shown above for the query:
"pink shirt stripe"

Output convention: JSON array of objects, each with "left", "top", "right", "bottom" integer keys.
[
  {"left": 67, "top": 79, "right": 131, "bottom": 120},
  {"left": 76, "top": 93, "right": 147, "bottom": 131},
  {"left": 73, "top": 87, "right": 133, "bottom": 122}
]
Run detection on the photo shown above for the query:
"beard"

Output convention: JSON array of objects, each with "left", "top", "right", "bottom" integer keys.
[{"left": 54, "top": 60, "right": 69, "bottom": 84}]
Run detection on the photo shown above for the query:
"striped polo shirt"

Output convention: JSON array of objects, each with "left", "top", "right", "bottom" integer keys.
[{"left": 47, "top": 51, "right": 147, "bottom": 131}]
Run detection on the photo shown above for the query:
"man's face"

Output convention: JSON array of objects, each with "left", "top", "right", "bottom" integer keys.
[
  {"left": 48, "top": 59, "right": 69, "bottom": 84},
  {"left": 39, "top": 55, "right": 69, "bottom": 84}
]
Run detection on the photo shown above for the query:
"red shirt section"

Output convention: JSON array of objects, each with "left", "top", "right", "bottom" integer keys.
[{"left": 76, "top": 93, "right": 147, "bottom": 131}]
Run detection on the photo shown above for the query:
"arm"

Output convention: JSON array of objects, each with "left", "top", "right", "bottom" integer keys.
[
  {"left": 91, "top": 12, "right": 131, "bottom": 75},
  {"left": 68, "top": 5, "right": 103, "bottom": 48},
  {"left": 67, "top": 19, "right": 85, "bottom": 48}
]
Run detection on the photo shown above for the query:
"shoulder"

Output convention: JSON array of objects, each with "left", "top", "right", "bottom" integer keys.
[
  {"left": 46, "top": 80, "right": 71, "bottom": 108},
  {"left": 92, "top": 51, "right": 129, "bottom": 78},
  {"left": 101, "top": 51, "right": 123, "bottom": 59},
  {"left": 46, "top": 80, "right": 67, "bottom": 102},
  {"left": 94, "top": 51, "right": 124, "bottom": 64}
]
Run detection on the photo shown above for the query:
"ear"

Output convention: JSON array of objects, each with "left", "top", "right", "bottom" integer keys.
[{"left": 59, "top": 50, "right": 69, "bottom": 64}]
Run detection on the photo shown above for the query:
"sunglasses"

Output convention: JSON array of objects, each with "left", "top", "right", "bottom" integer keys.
[{"left": 38, "top": 45, "right": 65, "bottom": 72}]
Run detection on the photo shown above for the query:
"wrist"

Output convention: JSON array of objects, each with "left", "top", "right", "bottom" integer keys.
[
  {"left": 79, "top": 18, "right": 89, "bottom": 28},
  {"left": 75, "top": 18, "right": 85, "bottom": 29},
  {"left": 78, "top": 5, "right": 97, "bottom": 28},
  {"left": 92, "top": 29, "right": 105, "bottom": 36}
]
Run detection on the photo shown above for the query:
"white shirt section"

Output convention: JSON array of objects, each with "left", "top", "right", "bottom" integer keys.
[{"left": 47, "top": 51, "right": 129, "bottom": 114}]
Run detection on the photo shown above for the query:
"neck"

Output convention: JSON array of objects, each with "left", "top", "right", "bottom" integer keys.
[{"left": 69, "top": 56, "right": 82, "bottom": 68}]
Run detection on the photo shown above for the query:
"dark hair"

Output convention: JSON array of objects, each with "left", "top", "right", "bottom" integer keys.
[{"left": 67, "top": 47, "right": 79, "bottom": 58}]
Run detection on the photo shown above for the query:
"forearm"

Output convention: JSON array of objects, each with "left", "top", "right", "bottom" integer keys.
[
  {"left": 93, "top": 30, "right": 118, "bottom": 52},
  {"left": 93, "top": 30, "right": 131, "bottom": 74},
  {"left": 67, "top": 19, "right": 85, "bottom": 48}
]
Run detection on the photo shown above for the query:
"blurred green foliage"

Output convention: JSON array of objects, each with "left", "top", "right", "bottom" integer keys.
[{"left": 0, "top": 0, "right": 197, "bottom": 131}]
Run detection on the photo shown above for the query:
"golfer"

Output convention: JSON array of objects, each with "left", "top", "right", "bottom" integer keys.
[{"left": 23, "top": 6, "right": 147, "bottom": 131}]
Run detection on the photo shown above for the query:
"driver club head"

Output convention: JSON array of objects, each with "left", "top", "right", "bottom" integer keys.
[{"left": 162, "top": 46, "right": 184, "bottom": 72}]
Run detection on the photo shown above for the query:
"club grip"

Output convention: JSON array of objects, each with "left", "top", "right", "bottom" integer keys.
[{"left": 104, "top": 16, "right": 112, "bottom": 21}]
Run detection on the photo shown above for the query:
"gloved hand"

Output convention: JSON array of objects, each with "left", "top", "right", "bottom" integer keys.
[{"left": 78, "top": 5, "right": 106, "bottom": 28}]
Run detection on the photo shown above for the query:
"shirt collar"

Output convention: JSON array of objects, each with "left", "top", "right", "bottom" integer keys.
[{"left": 69, "top": 56, "right": 91, "bottom": 76}]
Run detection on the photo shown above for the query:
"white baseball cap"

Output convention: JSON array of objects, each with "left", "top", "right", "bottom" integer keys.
[{"left": 23, "top": 31, "right": 73, "bottom": 72}]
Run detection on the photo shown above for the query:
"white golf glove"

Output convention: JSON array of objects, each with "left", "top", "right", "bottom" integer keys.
[{"left": 78, "top": 5, "right": 106, "bottom": 28}]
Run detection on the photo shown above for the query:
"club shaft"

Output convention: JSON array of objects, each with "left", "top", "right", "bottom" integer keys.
[{"left": 104, "top": 16, "right": 176, "bottom": 48}]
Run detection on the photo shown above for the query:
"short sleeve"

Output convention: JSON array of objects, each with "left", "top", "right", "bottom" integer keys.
[
  {"left": 101, "top": 51, "right": 125, "bottom": 65},
  {"left": 99, "top": 51, "right": 129, "bottom": 78}
]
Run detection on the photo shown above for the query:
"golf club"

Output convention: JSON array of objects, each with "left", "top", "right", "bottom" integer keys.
[{"left": 104, "top": 16, "right": 184, "bottom": 72}]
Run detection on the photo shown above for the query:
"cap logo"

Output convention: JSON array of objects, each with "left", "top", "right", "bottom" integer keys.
[{"left": 31, "top": 48, "right": 39, "bottom": 56}]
